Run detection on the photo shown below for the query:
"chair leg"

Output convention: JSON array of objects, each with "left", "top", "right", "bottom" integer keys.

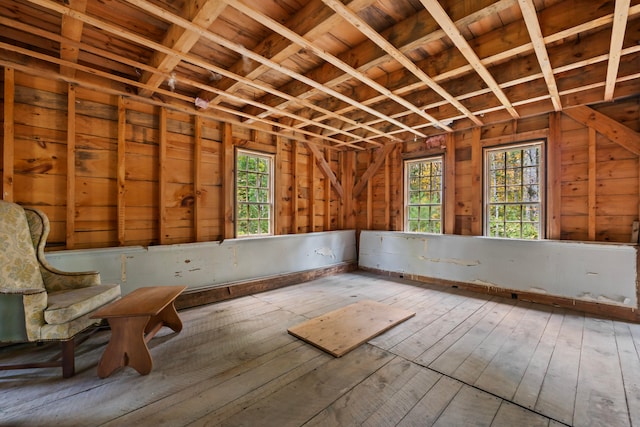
[{"left": 61, "top": 339, "right": 75, "bottom": 378}]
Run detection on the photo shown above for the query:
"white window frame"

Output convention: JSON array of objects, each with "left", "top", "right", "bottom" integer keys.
[
  {"left": 235, "top": 149, "right": 274, "bottom": 238},
  {"left": 484, "top": 141, "right": 545, "bottom": 239},
  {"left": 404, "top": 156, "right": 444, "bottom": 234}
]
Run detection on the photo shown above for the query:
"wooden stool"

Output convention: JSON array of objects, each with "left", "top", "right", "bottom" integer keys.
[{"left": 91, "top": 286, "right": 186, "bottom": 378}]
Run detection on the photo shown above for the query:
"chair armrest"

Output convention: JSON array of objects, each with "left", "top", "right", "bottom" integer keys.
[
  {"left": 40, "top": 267, "right": 102, "bottom": 292},
  {"left": 0, "top": 287, "right": 46, "bottom": 295}
]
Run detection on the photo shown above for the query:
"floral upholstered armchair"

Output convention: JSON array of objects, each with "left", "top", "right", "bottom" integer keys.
[{"left": 0, "top": 200, "right": 121, "bottom": 377}]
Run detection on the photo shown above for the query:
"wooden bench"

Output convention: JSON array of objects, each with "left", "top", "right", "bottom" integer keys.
[{"left": 91, "top": 285, "right": 187, "bottom": 378}]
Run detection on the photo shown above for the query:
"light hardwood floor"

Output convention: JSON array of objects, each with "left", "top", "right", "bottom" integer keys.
[{"left": 2, "top": 271, "right": 639, "bottom": 426}]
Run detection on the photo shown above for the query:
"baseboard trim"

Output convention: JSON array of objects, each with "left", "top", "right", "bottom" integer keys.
[
  {"left": 176, "top": 262, "right": 357, "bottom": 310},
  {"left": 359, "top": 266, "right": 640, "bottom": 323}
]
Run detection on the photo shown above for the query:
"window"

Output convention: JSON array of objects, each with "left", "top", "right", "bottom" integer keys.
[
  {"left": 236, "top": 149, "right": 274, "bottom": 237},
  {"left": 485, "top": 142, "right": 544, "bottom": 239},
  {"left": 404, "top": 157, "right": 443, "bottom": 233}
]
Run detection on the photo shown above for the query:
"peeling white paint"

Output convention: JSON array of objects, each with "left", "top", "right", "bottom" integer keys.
[
  {"left": 46, "top": 230, "right": 357, "bottom": 295},
  {"left": 425, "top": 257, "right": 480, "bottom": 267},
  {"left": 578, "top": 292, "right": 631, "bottom": 306},
  {"left": 359, "top": 231, "right": 638, "bottom": 309},
  {"left": 315, "top": 247, "right": 336, "bottom": 259},
  {"left": 472, "top": 279, "right": 499, "bottom": 288},
  {"left": 120, "top": 254, "right": 127, "bottom": 283}
]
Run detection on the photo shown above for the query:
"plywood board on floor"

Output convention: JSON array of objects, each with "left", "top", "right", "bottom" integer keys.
[{"left": 287, "top": 299, "right": 415, "bottom": 357}]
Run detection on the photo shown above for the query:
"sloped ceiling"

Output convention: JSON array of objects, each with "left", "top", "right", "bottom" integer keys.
[{"left": 1, "top": 0, "right": 639, "bottom": 150}]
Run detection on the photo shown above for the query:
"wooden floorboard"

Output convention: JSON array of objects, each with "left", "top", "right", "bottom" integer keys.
[{"left": 1, "top": 270, "right": 638, "bottom": 426}]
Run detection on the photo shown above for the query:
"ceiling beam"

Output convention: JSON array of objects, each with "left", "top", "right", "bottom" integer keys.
[
  {"left": 125, "top": 0, "right": 414, "bottom": 141},
  {"left": 518, "top": 0, "right": 562, "bottom": 111},
  {"left": 24, "top": 0, "right": 395, "bottom": 147},
  {"left": 320, "top": 2, "right": 640, "bottom": 137},
  {"left": 254, "top": 0, "right": 513, "bottom": 128},
  {"left": 604, "top": 0, "right": 631, "bottom": 101},
  {"left": 320, "top": 0, "right": 482, "bottom": 127},
  {"left": 137, "top": 0, "right": 228, "bottom": 97},
  {"left": 227, "top": 0, "right": 446, "bottom": 134},
  {"left": 205, "top": 0, "right": 375, "bottom": 107},
  {"left": 59, "top": 0, "right": 87, "bottom": 77},
  {"left": 419, "top": 0, "right": 519, "bottom": 119}
]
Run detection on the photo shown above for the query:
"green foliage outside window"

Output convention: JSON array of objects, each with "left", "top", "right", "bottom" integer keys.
[
  {"left": 405, "top": 158, "right": 443, "bottom": 233},
  {"left": 486, "top": 144, "right": 542, "bottom": 239},
  {"left": 236, "top": 151, "right": 272, "bottom": 237}
]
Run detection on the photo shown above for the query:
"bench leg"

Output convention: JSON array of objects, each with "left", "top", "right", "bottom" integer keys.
[
  {"left": 97, "top": 316, "right": 152, "bottom": 378},
  {"left": 145, "top": 301, "right": 183, "bottom": 335}
]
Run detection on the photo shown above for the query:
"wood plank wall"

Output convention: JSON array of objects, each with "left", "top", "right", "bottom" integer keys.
[
  {"left": 0, "top": 69, "right": 341, "bottom": 249},
  {"left": 354, "top": 99, "right": 640, "bottom": 243},
  {"left": 1, "top": 68, "right": 639, "bottom": 249}
]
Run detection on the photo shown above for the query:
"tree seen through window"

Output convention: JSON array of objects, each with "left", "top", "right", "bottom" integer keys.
[
  {"left": 236, "top": 150, "right": 273, "bottom": 237},
  {"left": 486, "top": 143, "right": 543, "bottom": 239},
  {"left": 405, "top": 157, "right": 443, "bottom": 233}
]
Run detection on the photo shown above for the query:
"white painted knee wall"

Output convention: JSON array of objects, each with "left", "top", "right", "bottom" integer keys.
[
  {"left": 46, "top": 230, "right": 357, "bottom": 295},
  {"left": 359, "top": 231, "right": 638, "bottom": 309}
]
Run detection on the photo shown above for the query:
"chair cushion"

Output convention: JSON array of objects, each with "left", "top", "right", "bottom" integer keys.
[
  {"left": 0, "top": 201, "right": 44, "bottom": 291},
  {"left": 44, "top": 284, "right": 121, "bottom": 325}
]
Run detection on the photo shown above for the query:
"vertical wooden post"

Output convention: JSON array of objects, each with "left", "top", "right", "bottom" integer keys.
[
  {"left": 158, "top": 107, "right": 167, "bottom": 244},
  {"left": 366, "top": 150, "right": 373, "bottom": 230},
  {"left": 444, "top": 133, "right": 456, "bottom": 234},
  {"left": 337, "top": 151, "right": 345, "bottom": 230},
  {"left": 471, "top": 127, "right": 482, "bottom": 236},
  {"left": 324, "top": 147, "right": 331, "bottom": 231},
  {"left": 588, "top": 126, "right": 597, "bottom": 240},
  {"left": 547, "top": 112, "right": 562, "bottom": 239},
  {"left": 292, "top": 141, "right": 299, "bottom": 233},
  {"left": 221, "top": 122, "right": 234, "bottom": 239},
  {"left": 194, "top": 116, "right": 203, "bottom": 241},
  {"left": 66, "top": 84, "right": 76, "bottom": 249},
  {"left": 2, "top": 67, "right": 15, "bottom": 202},
  {"left": 309, "top": 144, "right": 316, "bottom": 232},
  {"left": 344, "top": 151, "right": 356, "bottom": 229},
  {"left": 392, "top": 146, "right": 402, "bottom": 231},
  {"left": 384, "top": 146, "right": 391, "bottom": 230},
  {"left": 117, "top": 96, "right": 126, "bottom": 246},
  {"left": 275, "top": 133, "right": 283, "bottom": 235}
]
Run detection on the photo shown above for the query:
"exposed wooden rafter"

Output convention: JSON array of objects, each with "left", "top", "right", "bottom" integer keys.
[
  {"left": 518, "top": 0, "right": 562, "bottom": 111},
  {"left": 604, "top": 0, "right": 631, "bottom": 101},
  {"left": 5, "top": 0, "right": 638, "bottom": 151},
  {"left": 137, "top": 0, "right": 228, "bottom": 98},
  {"left": 320, "top": 0, "right": 482, "bottom": 127},
  {"left": 59, "top": 0, "right": 87, "bottom": 78},
  {"left": 227, "top": 0, "right": 439, "bottom": 135},
  {"left": 419, "top": 0, "right": 520, "bottom": 119}
]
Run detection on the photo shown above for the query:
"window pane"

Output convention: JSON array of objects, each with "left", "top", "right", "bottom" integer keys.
[
  {"left": 486, "top": 143, "right": 542, "bottom": 239},
  {"left": 236, "top": 151, "right": 273, "bottom": 236},
  {"left": 506, "top": 205, "right": 521, "bottom": 221},
  {"left": 409, "top": 191, "right": 420, "bottom": 204},
  {"left": 506, "top": 169, "right": 522, "bottom": 185},
  {"left": 419, "top": 207, "right": 430, "bottom": 220},
  {"left": 431, "top": 206, "right": 441, "bottom": 220},
  {"left": 409, "top": 177, "right": 419, "bottom": 191},
  {"left": 404, "top": 157, "right": 443, "bottom": 234},
  {"left": 408, "top": 206, "right": 419, "bottom": 220},
  {"left": 247, "top": 157, "right": 257, "bottom": 171},
  {"left": 491, "top": 186, "right": 505, "bottom": 203}
]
